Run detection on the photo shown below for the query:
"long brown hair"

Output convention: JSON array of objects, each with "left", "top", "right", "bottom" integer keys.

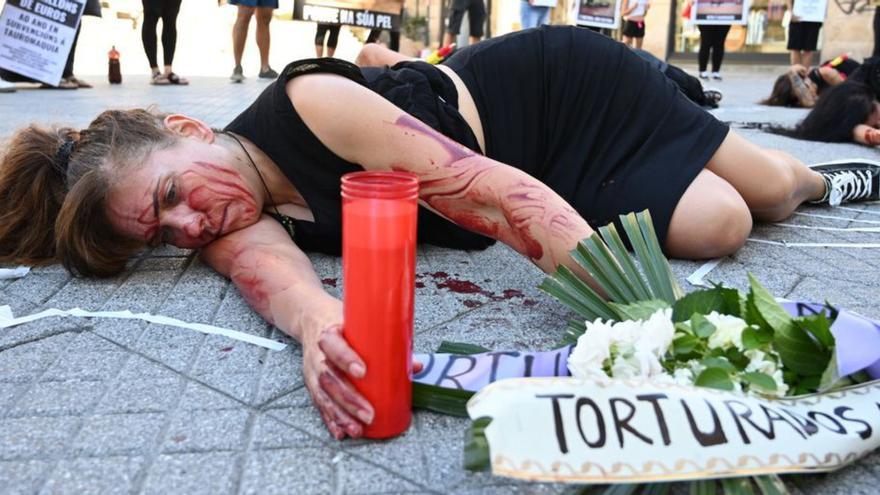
[
  {"left": 0, "top": 109, "right": 174, "bottom": 277},
  {"left": 762, "top": 74, "right": 799, "bottom": 107}
]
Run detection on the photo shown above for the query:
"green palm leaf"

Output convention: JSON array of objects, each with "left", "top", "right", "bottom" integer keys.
[{"left": 540, "top": 211, "right": 682, "bottom": 343}]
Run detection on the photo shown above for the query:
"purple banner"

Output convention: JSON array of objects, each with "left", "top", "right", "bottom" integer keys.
[{"left": 414, "top": 301, "right": 880, "bottom": 391}]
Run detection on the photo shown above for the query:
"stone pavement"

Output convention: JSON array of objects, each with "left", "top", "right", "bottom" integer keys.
[{"left": 1, "top": 61, "right": 879, "bottom": 495}]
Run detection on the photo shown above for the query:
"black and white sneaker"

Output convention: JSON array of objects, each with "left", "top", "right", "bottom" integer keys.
[
  {"left": 702, "top": 88, "right": 723, "bottom": 108},
  {"left": 809, "top": 159, "right": 880, "bottom": 206}
]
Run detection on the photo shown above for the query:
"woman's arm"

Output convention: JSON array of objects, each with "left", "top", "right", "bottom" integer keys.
[
  {"left": 818, "top": 66, "right": 844, "bottom": 87},
  {"left": 853, "top": 124, "right": 880, "bottom": 146},
  {"left": 621, "top": 0, "right": 636, "bottom": 17},
  {"left": 287, "top": 74, "right": 597, "bottom": 282},
  {"left": 786, "top": 70, "right": 817, "bottom": 107},
  {"left": 201, "top": 216, "right": 373, "bottom": 440},
  {"left": 355, "top": 43, "right": 417, "bottom": 68}
]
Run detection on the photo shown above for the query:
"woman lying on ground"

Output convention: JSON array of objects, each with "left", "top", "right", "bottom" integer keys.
[
  {"left": 763, "top": 55, "right": 863, "bottom": 108},
  {"left": 779, "top": 81, "right": 880, "bottom": 146},
  {"left": 1, "top": 26, "right": 878, "bottom": 440}
]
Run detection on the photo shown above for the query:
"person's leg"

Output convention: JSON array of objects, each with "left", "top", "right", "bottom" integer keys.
[
  {"left": 520, "top": 0, "right": 533, "bottom": 29},
  {"left": 704, "top": 132, "right": 826, "bottom": 222},
  {"left": 468, "top": 0, "right": 486, "bottom": 44},
  {"left": 665, "top": 169, "right": 752, "bottom": 259},
  {"left": 537, "top": 6, "right": 550, "bottom": 26},
  {"left": 711, "top": 25, "right": 730, "bottom": 74},
  {"left": 315, "top": 24, "right": 327, "bottom": 57},
  {"left": 389, "top": 30, "right": 400, "bottom": 52},
  {"left": 141, "top": 0, "right": 161, "bottom": 72},
  {"left": 255, "top": 7, "right": 273, "bottom": 71},
  {"left": 802, "top": 50, "right": 814, "bottom": 67},
  {"left": 444, "top": 8, "right": 463, "bottom": 47},
  {"left": 160, "top": 0, "right": 182, "bottom": 74},
  {"left": 622, "top": 35, "right": 633, "bottom": 46},
  {"left": 635, "top": 35, "right": 644, "bottom": 49},
  {"left": 232, "top": 6, "right": 254, "bottom": 68},
  {"left": 789, "top": 50, "right": 801, "bottom": 66},
  {"left": 62, "top": 24, "right": 81, "bottom": 79},
  {"left": 874, "top": 7, "right": 880, "bottom": 58},
  {"left": 697, "top": 25, "right": 710, "bottom": 74},
  {"left": 664, "top": 63, "right": 711, "bottom": 106},
  {"left": 326, "top": 25, "right": 340, "bottom": 58}
]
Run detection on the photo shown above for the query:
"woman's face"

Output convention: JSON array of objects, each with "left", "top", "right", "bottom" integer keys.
[{"left": 106, "top": 137, "right": 262, "bottom": 249}]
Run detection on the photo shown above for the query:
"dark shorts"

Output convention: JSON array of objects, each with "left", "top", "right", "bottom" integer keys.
[
  {"left": 444, "top": 26, "right": 729, "bottom": 247},
  {"left": 447, "top": 0, "right": 486, "bottom": 37},
  {"left": 622, "top": 19, "right": 645, "bottom": 38},
  {"left": 787, "top": 21, "right": 822, "bottom": 51},
  {"left": 228, "top": 0, "right": 277, "bottom": 7}
]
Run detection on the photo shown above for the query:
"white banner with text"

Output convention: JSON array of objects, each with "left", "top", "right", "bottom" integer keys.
[{"left": 468, "top": 377, "right": 880, "bottom": 483}]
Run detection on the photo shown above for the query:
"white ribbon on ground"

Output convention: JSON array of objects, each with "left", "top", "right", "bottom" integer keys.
[
  {"left": 686, "top": 259, "right": 723, "bottom": 287},
  {"left": 0, "top": 305, "right": 287, "bottom": 351},
  {"left": 0, "top": 266, "right": 29, "bottom": 280},
  {"left": 772, "top": 223, "right": 880, "bottom": 233},
  {"left": 747, "top": 238, "right": 880, "bottom": 248},
  {"left": 793, "top": 212, "right": 880, "bottom": 225}
]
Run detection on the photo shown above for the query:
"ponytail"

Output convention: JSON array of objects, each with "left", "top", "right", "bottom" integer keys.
[{"left": 0, "top": 125, "right": 75, "bottom": 266}]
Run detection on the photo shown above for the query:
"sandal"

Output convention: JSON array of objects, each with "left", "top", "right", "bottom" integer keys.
[
  {"left": 151, "top": 72, "right": 170, "bottom": 85},
  {"left": 40, "top": 77, "right": 77, "bottom": 89},
  {"left": 67, "top": 76, "right": 92, "bottom": 88},
  {"left": 166, "top": 72, "right": 189, "bottom": 85}
]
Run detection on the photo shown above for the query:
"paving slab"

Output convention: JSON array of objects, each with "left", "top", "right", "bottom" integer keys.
[{"left": 1, "top": 39, "right": 879, "bottom": 495}]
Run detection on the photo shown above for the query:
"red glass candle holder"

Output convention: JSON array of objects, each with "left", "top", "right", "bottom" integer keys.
[{"left": 341, "top": 171, "right": 419, "bottom": 439}]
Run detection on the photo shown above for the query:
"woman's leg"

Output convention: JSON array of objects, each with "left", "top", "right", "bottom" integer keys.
[
  {"left": 704, "top": 132, "right": 825, "bottom": 222},
  {"left": 160, "top": 0, "right": 182, "bottom": 72},
  {"left": 665, "top": 169, "right": 752, "bottom": 259},
  {"left": 255, "top": 7, "right": 273, "bottom": 71},
  {"left": 711, "top": 25, "right": 730, "bottom": 73},
  {"left": 232, "top": 6, "right": 254, "bottom": 68},
  {"left": 326, "top": 24, "right": 341, "bottom": 57},
  {"left": 315, "top": 24, "right": 327, "bottom": 57},
  {"left": 697, "top": 25, "right": 710, "bottom": 73},
  {"left": 635, "top": 35, "right": 644, "bottom": 49},
  {"left": 874, "top": 7, "right": 880, "bottom": 58},
  {"left": 141, "top": 0, "right": 161, "bottom": 71}
]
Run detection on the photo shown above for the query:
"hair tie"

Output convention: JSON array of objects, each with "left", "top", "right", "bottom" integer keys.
[{"left": 55, "top": 138, "right": 76, "bottom": 176}]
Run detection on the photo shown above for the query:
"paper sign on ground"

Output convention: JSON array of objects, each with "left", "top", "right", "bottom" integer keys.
[{"left": 468, "top": 377, "right": 880, "bottom": 483}]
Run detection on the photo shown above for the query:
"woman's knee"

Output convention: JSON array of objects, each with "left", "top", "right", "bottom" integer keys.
[
  {"left": 236, "top": 6, "right": 254, "bottom": 21},
  {"left": 256, "top": 7, "right": 273, "bottom": 24},
  {"left": 666, "top": 173, "right": 753, "bottom": 259}
]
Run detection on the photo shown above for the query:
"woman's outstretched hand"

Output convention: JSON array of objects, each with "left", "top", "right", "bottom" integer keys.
[
  {"left": 302, "top": 323, "right": 425, "bottom": 440},
  {"left": 303, "top": 324, "right": 373, "bottom": 439}
]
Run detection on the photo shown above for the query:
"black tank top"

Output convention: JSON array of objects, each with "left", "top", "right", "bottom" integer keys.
[{"left": 223, "top": 58, "right": 495, "bottom": 255}]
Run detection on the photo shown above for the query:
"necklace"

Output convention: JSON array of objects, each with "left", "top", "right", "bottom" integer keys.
[{"left": 221, "top": 131, "right": 297, "bottom": 239}]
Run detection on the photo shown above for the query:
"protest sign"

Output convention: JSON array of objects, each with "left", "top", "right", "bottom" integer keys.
[
  {"left": 572, "top": 0, "right": 622, "bottom": 30},
  {"left": 0, "top": 0, "right": 84, "bottom": 85},
  {"left": 693, "top": 0, "right": 749, "bottom": 25},
  {"left": 792, "top": 0, "right": 828, "bottom": 23},
  {"left": 293, "top": 0, "right": 404, "bottom": 30},
  {"left": 468, "top": 377, "right": 880, "bottom": 483}
]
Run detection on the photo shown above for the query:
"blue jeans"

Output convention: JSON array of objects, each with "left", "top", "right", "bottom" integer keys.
[{"left": 520, "top": 1, "right": 551, "bottom": 30}]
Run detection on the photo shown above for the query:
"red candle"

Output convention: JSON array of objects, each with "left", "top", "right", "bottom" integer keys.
[{"left": 341, "top": 171, "right": 419, "bottom": 439}]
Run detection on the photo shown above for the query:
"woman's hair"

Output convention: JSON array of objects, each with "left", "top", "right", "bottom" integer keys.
[
  {"left": 787, "top": 82, "right": 876, "bottom": 143},
  {"left": 763, "top": 74, "right": 800, "bottom": 107},
  {"left": 0, "top": 109, "right": 174, "bottom": 277}
]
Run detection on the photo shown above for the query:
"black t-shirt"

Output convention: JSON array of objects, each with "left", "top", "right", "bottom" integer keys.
[{"left": 223, "top": 58, "right": 495, "bottom": 255}]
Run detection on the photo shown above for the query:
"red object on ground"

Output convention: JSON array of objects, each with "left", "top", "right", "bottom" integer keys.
[
  {"left": 341, "top": 171, "right": 419, "bottom": 439},
  {"left": 108, "top": 46, "right": 122, "bottom": 84}
]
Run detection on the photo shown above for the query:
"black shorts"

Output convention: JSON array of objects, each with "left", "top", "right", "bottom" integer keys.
[
  {"left": 444, "top": 26, "right": 729, "bottom": 247},
  {"left": 787, "top": 21, "right": 822, "bottom": 51},
  {"left": 622, "top": 19, "right": 645, "bottom": 38},
  {"left": 447, "top": 0, "right": 486, "bottom": 37}
]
